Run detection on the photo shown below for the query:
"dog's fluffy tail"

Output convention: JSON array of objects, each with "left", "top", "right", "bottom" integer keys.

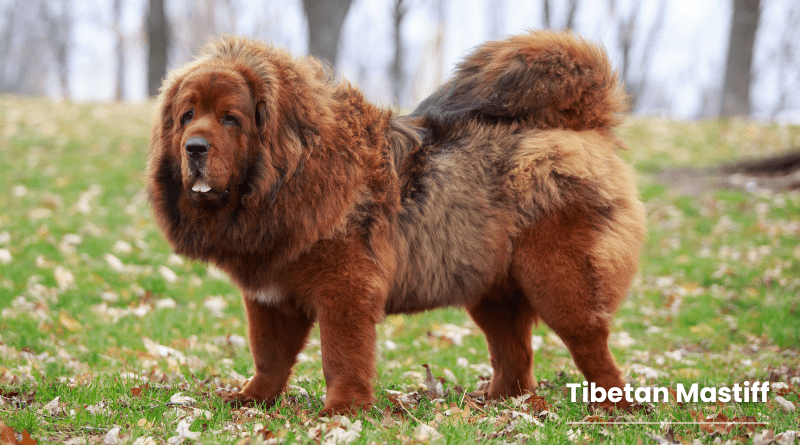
[{"left": 411, "top": 31, "right": 627, "bottom": 132}]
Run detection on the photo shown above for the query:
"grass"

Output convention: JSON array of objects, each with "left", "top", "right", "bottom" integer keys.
[{"left": 0, "top": 95, "right": 799, "bottom": 443}]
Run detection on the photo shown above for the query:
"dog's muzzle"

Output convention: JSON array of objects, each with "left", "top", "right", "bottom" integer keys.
[{"left": 185, "top": 137, "right": 212, "bottom": 193}]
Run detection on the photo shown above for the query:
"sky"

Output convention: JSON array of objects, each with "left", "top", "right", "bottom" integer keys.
[{"left": 61, "top": 0, "right": 799, "bottom": 122}]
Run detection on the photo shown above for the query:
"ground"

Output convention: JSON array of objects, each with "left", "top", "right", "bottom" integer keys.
[{"left": 0, "top": 98, "right": 798, "bottom": 443}]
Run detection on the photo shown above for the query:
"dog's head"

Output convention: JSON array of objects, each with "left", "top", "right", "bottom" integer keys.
[
  {"left": 167, "top": 66, "right": 260, "bottom": 207},
  {"left": 148, "top": 36, "right": 331, "bottom": 216}
]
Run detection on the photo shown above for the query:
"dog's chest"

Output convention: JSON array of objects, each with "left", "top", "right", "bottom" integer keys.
[{"left": 253, "top": 282, "right": 284, "bottom": 305}]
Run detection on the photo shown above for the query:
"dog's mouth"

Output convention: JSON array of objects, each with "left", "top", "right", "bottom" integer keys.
[
  {"left": 191, "top": 176, "right": 212, "bottom": 194},
  {"left": 186, "top": 172, "right": 230, "bottom": 207}
]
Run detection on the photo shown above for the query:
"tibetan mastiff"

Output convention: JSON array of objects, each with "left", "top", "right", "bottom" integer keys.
[{"left": 147, "top": 31, "right": 646, "bottom": 415}]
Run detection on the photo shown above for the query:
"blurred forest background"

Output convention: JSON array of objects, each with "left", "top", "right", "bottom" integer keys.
[{"left": 0, "top": 0, "right": 798, "bottom": 121}]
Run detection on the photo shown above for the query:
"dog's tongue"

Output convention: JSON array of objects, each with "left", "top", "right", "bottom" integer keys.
[{"left": 192, "top": 177, "right": 211, "bottom": 193}]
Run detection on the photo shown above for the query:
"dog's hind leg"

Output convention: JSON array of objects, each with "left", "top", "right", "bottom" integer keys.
[
  {"left": 511, "top": 207, "right": 640, "bottom": 411},
  {"left": 467, "top": 283, "right": 538, "bottom": 398}
]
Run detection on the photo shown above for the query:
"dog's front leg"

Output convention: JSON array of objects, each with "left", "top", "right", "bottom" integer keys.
[
  {"left": 277, "top": 235, "right": 392, "bottom": 415},
  {"left": 226, "top": 295, "right": 314, "bottom": 407},
  {"left": 317, "top": 299, "right": 379, "bottom": 416}
]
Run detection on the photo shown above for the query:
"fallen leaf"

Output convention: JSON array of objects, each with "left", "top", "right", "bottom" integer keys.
[
  {"left": 203, "top": 296, "right": 228, "bottom": 316},
  {"left": 142, "top": 338, "right": 184, "bottom": 360},
  {"left": 103, "top": 426, "right": 121, "bottom": 445},
  {"left": 430, "top": 323, "right": 472, "bottom": 346},
  {"left": 774, "top": 396, "right": 795, "bottom": 413},
  {"left": 53, "top": 266, "right": 74, "bottom": 291},
  {"left": 645, "top": 429, "right": 680, "bottom": 445},
  {"left": 511, "top": 393, "right": 551, "bottom": 413},
  {"left": 86, "top": 401, "right": 110, "bottom": 415},
  {"left": 41, "top": 396, "right": 62, "bottom": 417},
  {"left": 414, "top": 423, "right": 442, "bottom": 442},
  {"left": 20, "top": 431, "right": 36, "bottom": 445},
  {"left": 158, "top": 266, "right": 178, "bottom": 284},
  {"left": 58, "top": 312, "right": 82, "bottom": 332},
  {"left": 729, "top": 415, "right": 767, "bottom": 433},
  {"left": 421, "top": 364, "right": 445, "bottom": 399},
  {"left": 131, "top": 385, "right": 148, "bottom": 398},
  {"left": 754, "top": 431, "right": 776, "bottom": 445},
  {"left": 0, "top": 249, "right": 12, "bottom": 265},
  {"left": 463, "top": 394, "right": 487, "bottom": 411},
  {"left": 510, "top": 410, "right": 542, "bottom": 426},
  {"left": 113, "top": 240, "right": 133, "bottom": 254},
  {"left": 565, "top": 428, "right": 583, "bottom": 443},
  {"left": 168, "top": 392, "right": 197, "bottom": 406},
  {"left": 768, "top": 382, "right": 792, "bottom": 397},
  {"left": 104, "top": 253, "right": 126, "bottom": 272},
  {"left": 0, "top": 420, "right": 21, "bottom": 445},
  {"left": 167, "top": 419, "right": 200, "bottom": 444}
]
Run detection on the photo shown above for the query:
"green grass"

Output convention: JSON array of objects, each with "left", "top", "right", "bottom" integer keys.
[{"left": 1, "top": 96, "right": 799, "bottom": 443}]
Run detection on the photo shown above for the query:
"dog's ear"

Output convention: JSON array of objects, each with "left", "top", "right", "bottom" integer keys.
[
  {"left": 146, "top": 71, "right": 185, "bottom": 235},
  {"left": 160, "top": 92, "right": 175, "bottom": 133},
  {"left": 255, "top": 100, "right": 267, "bottom": 136},
  {"left": 152, "top": 73, "right": 185, "bottom": 146}
]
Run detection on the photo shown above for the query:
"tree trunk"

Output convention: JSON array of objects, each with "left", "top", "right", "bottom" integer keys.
[
  {"left": 54, "top": 0, "right": 71, "bottom": 100},
  {"left": 301, "top": 0, "right": 353, "bottom": 66},
  {"left": 114, "top": 0, "right": 125, "bottom": 101},
  {"left": 565, "top": 0, "right": 578, "bottom": 30},
  {"left": 147, "top": 0, "right": 170, "bottom": 97},
  {"left": 542, "top": 0, "right": 578, "bottom": 30},
  {"left": 720, "top": 0, "right": 760, "bottom": 117},
  {"left": 542, "top": 0, "right": 551, "bottom": 28},
  {"left": 391, "top": 0, "right": 407, "bottom": 104},
  {"left": 38, "top": 0, "right": 71, "bottom": 99}
]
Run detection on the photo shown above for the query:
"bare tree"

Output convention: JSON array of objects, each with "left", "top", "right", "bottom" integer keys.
[
  {"left": 410, "top": 0, "right": 446, "bottom": 105},
  {"left": 302, "top": 0, "right": 354, "bottom": 66},
  {"left": 564, "top": 0, "right": 578, "bottom": 29},
  {"left": 170, "top": 0, "right": 240, "bottom": 66},
  {"left": 720, "top": 0, "right": 760, "bottom": 116},
  {"left": 147, "top": 0, "right": 170, "bottom": 97},
  {"left": 113, "top": 0, "right": 125, "bottom": 101},
  {"left": 542, "top": 0, "right": 579, "bottom": 30},
  {"left": 391, "top": 0, "right": 408, "bottom": 104},
  {"left": 431, "top": 0, "right": 446, "bottom": 88},
  {"left": 44, "top": 0, "right": 72, "bottom": 100},
  {"left": 609, "top": 0, "right": 667, "bottom": 110},
  {"left": 542, "top": 0, "right": 551, "bottom": 28},
  {"left": 0, "top": 0, "right": 71, "bottom": 97},
  {"left": 770, "top": 4, "right": 800, "bottom": 118},
  {"left": 0, "top": 0, "right": 37, "bottom": 94}
]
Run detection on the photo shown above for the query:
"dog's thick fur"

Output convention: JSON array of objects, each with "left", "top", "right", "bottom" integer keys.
[{"left": 147, "top": 31, "right": 646, "bottom": 415}]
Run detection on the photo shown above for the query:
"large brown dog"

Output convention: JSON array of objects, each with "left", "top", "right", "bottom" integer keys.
[{"left": 147, "top": 31, "right": 646, "bottom": 415}]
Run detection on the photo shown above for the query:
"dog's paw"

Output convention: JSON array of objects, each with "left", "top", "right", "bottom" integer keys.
[
  {"left": 218, "top": 389, "right": 260, "bottom": 408},
  {"left": 319, "top": 402, "right": 372, "bottom": 417}
]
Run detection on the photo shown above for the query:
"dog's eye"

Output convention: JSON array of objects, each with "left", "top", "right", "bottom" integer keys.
[
  {"left": 221, "top": 115, "right": 239, "bottom": 127},
  {"left": 180, "top": 109, "right": 194, "bottom": 126}
]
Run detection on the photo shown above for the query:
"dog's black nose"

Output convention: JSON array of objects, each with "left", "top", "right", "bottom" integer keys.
[{"left": 185, "top": 137, "right": 209, "bottom": 157}]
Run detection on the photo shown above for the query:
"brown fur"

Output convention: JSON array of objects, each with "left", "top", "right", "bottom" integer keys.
[{"left": 147, "top": 30, "right": 646, "bottom": 415}]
